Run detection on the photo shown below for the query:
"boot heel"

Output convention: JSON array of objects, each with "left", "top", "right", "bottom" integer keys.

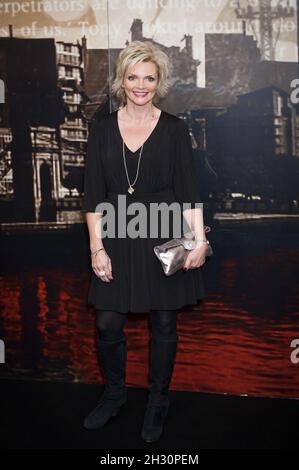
[
  {"left": 112, "top": 394, "right": 127, "bottom": 416},
  {"left": 162, "top": 401, "right": 169, "bottom": 419},
  {"left": 83, "top": 397, "right": 126, "bottom": 430},
  {"left": 112, "top": 405, "right": 121, "bottom": 417}
]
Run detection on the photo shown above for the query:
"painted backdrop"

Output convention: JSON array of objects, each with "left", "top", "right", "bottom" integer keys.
[{"left": 1, "top": 0, "right": 299, "bottom": 398}]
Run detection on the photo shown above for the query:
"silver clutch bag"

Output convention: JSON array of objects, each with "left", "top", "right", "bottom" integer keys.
[{"left": 153, "top": 232, "right": 213, "bottom": 276}]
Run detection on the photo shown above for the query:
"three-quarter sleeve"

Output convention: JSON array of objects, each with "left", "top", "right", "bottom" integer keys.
[
  {"left": 82, "top": 120, "right": 107, "bottom": 213},
  {"left": 172, "top": 118, "right": 201, "bottom": 210}
]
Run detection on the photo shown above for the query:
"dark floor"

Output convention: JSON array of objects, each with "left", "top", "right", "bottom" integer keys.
[{"left": 0, "top": 378, "right": 298, "bottom": 449}]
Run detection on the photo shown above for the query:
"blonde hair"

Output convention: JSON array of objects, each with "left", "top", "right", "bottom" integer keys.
[{"left": 111, "top": 40, "right": 173, "bottom": 106}]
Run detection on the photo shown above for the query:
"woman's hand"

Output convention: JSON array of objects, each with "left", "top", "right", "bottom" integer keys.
[
  {"left": 92, "top": 250, "right": 114, "bottom": 282},
  {"left": 183, "top": 243, "right": 209, "bottom": 270}
]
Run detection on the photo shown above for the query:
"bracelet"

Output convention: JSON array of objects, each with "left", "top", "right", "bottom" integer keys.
[
  {"left": 195, "top": 239, "right": 210, "bottom": 246},
  {"left": 91, "top": 248, "right": 105, "bottom": 257}
]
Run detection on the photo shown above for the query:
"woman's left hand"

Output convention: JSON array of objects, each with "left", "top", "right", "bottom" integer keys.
[{"left": 183, "top": 243, "right": 208, "bottom": 270}]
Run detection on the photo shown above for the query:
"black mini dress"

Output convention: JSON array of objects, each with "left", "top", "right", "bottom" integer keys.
[{"left": 82, "top": 108, "right": 206, "bottom": 313}]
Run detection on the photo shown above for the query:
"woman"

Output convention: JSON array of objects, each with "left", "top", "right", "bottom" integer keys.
[{"left": 82, "top": 40, "right": 209, "bottom": 443}]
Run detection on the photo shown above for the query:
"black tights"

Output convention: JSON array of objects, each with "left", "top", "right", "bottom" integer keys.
[{"left": 95, "top": 309, "right": 178, "bottom": 342}]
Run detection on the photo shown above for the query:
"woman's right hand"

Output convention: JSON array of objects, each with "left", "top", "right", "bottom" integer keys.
[{"left": 91, "top": 249, "right": 113, "bottom": 282}]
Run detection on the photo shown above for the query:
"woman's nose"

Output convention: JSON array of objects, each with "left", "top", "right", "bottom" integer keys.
[{"left": 137, "top": 79, "right": 146, "bottom": 88}]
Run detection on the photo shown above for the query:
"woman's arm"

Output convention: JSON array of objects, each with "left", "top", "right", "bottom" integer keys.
[
  {"left": 85, "top": 211, "right": 113, "bottom": 282},
  {"left": 82, "top": 120, "right": 112, "bottom": 281},
  {"left": 182, "top": 207, "right": 209, "bottom": 270},
  {"left": 182, "top": 207, "right": 207, "bottom": 242},
  {"left": 85, "top": 212, "right": 105, "bottom": 253},
  {"left": 171, "top": 117, "right": 209, "bottom": 269}
]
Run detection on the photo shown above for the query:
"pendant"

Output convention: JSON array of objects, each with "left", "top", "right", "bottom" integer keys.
[{"left": 128, "top": 186, "right": 134, "bottom": 194}]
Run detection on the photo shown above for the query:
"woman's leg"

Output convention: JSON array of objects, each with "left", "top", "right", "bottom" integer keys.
[
  {"left": 141, "top": 309, "right": 179, "bottom": 442},
  {"left": 95, "top": 309, "right": 128, "bottom": 399},
  {"left": 95, "top": 309, "right": 127, "bottom": 342},
  {"left": 150, "top": 308, "right": 179, "bottom": 342},
  {"left": 83, "top": 309, "right": 128, "bottom": 430},
  {"left": 148, "top": 308, "right": 179, "bottom": 402}
]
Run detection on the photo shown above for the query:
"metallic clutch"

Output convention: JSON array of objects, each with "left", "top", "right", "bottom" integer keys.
[{"left": 153, "top": 232, "right": 213, "bottom": 276}]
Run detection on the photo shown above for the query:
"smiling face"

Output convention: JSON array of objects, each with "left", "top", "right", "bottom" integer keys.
[{"left": 121, "top": 60, "right": 159, "bottom": 106}]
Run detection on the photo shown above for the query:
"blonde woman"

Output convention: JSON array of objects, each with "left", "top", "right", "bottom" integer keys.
[{"left": 82, "top": 40, "right": 209, "bottom": 443}]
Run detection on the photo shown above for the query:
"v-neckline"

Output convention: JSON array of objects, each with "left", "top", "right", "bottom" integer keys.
[{"left": 115, "top": 108, "right": 164, "bottom": 154}]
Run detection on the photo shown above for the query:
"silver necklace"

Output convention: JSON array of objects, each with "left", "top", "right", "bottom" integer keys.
[
  {"left": 122, "top": 104, "right": 155, "bottom": 194},
  {"left": 122, "top": 140, "right": 143, "bottom": 194}
]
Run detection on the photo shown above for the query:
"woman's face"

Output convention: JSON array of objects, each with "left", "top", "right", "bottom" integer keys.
[{"left": 121, "top": 61, "right": 158, "bottom": 106}]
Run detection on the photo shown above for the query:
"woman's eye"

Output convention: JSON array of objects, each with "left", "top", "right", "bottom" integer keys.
[{"left": 127, "top": 76, "right": 155, "bottom": 81}]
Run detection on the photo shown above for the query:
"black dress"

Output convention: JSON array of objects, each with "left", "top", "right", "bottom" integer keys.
[{"left": 82, "top": 108, "right": 206, "bottom": 313}]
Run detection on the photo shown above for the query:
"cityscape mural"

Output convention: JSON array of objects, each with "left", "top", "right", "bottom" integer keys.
[{"left": 1, "top": 0, "right": 299, "bottom": 398}]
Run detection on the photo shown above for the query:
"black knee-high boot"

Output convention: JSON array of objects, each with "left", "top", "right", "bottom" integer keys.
[
  {"left": 83, "top": 336, "right": 127, "bottom": 430},
  {"left": 141, "top": 335, "right": 178, "bottom": 443}
]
